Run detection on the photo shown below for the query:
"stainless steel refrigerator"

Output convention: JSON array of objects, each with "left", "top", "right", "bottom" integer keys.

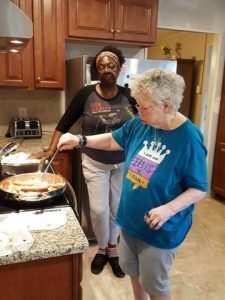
[{"left": 66, "top": 56, "right": 177, "bottom": 240}]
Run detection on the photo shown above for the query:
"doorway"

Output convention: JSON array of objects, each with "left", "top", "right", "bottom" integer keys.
[{"left": 147, "top": 28, "right": 214, "bottom": 132}]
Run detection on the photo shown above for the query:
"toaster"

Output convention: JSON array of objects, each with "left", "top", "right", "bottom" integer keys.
[{"left": 8, "top": 117, "right": 42, "bottom": 139}]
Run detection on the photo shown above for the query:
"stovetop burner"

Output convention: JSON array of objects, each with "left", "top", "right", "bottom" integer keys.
[{"left": 0, "top": 192, "right": 71, "bottom": 214}]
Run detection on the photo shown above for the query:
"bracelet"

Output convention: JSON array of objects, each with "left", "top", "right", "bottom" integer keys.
[{"left": 77, "top": 135, "right": 87, "bottom": 149}]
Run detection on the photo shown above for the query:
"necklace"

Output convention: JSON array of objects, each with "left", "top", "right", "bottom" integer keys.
[
  {"left": 153, "top": 128, "right": 169, "bottom": 147},
  {"left": 152, "top": 113, "right": 177, "bottom": 146}
]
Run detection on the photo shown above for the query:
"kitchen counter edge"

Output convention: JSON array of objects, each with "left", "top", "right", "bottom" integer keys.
[{"left": 0, "top": 206, "right": 89, "bottom": 266}]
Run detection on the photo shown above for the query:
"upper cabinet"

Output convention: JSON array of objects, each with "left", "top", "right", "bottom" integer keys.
[
  {"left": 33, "top": 0, "right": 65, "bottom": 89},
  {"left": 0, "top": 0, "right": 158, "bottom": 90},
  {"left": 0, "top": 0, "right": 65, "bottom": 90},
  {"left": 67, "top": 0, "right": 158, "bottom": 45},
  {"left": 0, "top": 0, "right": 34, "bottom": 88}
]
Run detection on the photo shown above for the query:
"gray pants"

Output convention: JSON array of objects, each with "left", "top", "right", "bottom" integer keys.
[
  {"left": 82, "top": 153, "right": 124, "bottom": 249},
  {"left": 119, "top": 229, "right": 178, "bottom": 296}
]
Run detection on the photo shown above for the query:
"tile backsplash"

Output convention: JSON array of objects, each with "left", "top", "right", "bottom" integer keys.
[
  {"left": 0, "top": 89, "right": 65, "bottom": 123},
  {"left": 0, "top": 44, "right": 146, "bottom": 138},
  {"left": 0, "top": 89, "right": 65, "bottom": 136}
]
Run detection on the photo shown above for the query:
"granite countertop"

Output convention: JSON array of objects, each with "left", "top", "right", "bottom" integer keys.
[
  {"left": 0, "top": 206, "right": 89, "bottom": 266},
  {"left": 16, "top": 136, "right": 51, "bottom": 154},
  {"left": 16, "top": 127, "right": 55, "bottom": 154},
  {"left": 0, "top": 124, "right": 56, "bottom": 154}
]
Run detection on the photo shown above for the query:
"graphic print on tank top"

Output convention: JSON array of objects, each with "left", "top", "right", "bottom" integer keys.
[
  {"left": 90, "top": 102, "right": 135, "bottom": 133},
  {"left": 127, "top": 141, "right": 171, "bottom": 190}
]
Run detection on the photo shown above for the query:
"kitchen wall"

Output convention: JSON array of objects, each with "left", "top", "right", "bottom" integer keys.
[
  {"left": 0, "top": 0, "right": 224, "bottom": 185},
  {"left": 66, "top": 43, "right": 146, "bottom": 60},
  {"left": 0, "top": 44, "right": 145, "bottom": 137},
  {"left": 147, "top": 29, "right": 210, "bottom": 128},
  {"left": 158, "top": 0, "right": 225, "bottom": 33},
  {"left": 0, "top": 90, "right": 65, "bottom": 124},
  {"left": 0, "top": 90, "right": 64, "bottom": 136},
  {"left": 148, "top": 30, "right": 207, "bottom": 61},
  {"left": 158, "top": 0, "right": 225, "bottom": 186}
]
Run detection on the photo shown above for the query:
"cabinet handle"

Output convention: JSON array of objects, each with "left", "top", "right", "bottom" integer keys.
[
  {"left": 36, "top": 76, "right": 41, "bottom": 82},
  {"left": 116, "top": 29, "right": 120, "bottom": 33},
  {"left": 110, "top": 28, "right": 115, "bottom": 33}
]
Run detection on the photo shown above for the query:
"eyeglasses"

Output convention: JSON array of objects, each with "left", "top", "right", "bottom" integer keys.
[{"left": 135, "top": 104, "right": 156, "bottom": 114}]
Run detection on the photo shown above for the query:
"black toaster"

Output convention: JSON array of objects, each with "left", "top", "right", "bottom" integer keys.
[{"left": 8, "top": 117, "right": 42, "bottom": 139}]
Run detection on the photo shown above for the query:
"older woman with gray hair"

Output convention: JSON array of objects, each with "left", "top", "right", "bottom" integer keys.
[{"left": 57, "top": 69, "right": 208, "bottom": 300}]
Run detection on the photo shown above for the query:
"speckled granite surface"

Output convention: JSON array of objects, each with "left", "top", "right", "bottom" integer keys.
[
  {"left": 0, "top": 127, "right": 89, "bottom": 266},
  {"left": 0, "top": 124, "right": 56, "bottom": 154},
  {"left": 0, "top": 206, "right": 89, "bottom": 266}
]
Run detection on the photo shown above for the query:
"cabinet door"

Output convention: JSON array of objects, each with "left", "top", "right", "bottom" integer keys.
[
  {"left": 33, "top": 0, "right": 65, "bottom": 89},
  {"left": 52, "top": 151, "right": 72, "bottom": 184},
  {"left": 0, "top": 255, "right": 82, "bottom": 300},
  {"left": 114, "top": 0, "right": 158, "bottom": 43},
  {"left": 68, "top": 0, "right": 114, "bottom": 40},
  {"left": 212, "top": 95, "right": 225, "bottom": 197},
  {"left": 0, "top": 0, "right": 33, "bottom": 88}
]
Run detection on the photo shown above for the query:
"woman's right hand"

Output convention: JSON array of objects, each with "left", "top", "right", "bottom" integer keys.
[{"left": 58, "top": 133, "right": 79, "bottom": 151}]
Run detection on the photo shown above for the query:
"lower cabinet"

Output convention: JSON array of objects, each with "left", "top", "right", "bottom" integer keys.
[
  {"left": 52, "top": 151, "right": 73, "bottom": 184},
  {"left": 0, "top": 254, "right": 83, "bottom": 300}
]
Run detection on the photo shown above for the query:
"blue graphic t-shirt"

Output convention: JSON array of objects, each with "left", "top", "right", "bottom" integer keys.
[{"left": 112, "top": 116, "right": 208, "bottom": 249}]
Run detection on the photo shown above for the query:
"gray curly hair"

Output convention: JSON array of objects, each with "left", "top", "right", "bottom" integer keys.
[{"left": 131, "top": 69, "right": 185, "bottom": 113}]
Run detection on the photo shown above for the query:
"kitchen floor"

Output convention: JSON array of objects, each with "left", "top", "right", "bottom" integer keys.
[{"left": 82, "top": 195, "right": 225, "bottom": 300}]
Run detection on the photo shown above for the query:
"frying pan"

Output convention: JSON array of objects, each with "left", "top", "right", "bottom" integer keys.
[{"left": 0, "top": 172, "right": 66, "bottom": 202}]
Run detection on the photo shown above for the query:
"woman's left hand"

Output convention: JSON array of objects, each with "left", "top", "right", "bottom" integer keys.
[{"left": 144, "top": 205, "right": 175, "bottom": 230}]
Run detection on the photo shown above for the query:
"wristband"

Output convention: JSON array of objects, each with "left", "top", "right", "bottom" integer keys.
[{"left": 77, "top": 135, "right": 87, "bottom": 148}]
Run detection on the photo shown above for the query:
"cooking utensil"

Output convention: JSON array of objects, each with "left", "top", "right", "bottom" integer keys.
[
  {"left": 0, "top": 137, "right": 24, "bottom": 176},
  {"left": 0, "top": 172, "right": 66, "bottom": 202},
  {"left": 40, "top": 148, "right": 59, "bottom": 181},
  {"left": 38, "top": 157, "right": 47, "bottom": 173},
  {"left": 0, "top": 137, "right": 23, "bottom": 157}
]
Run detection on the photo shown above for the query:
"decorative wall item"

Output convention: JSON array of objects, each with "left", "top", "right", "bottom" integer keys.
[
  {"left": 160, "top": 42, "right": 182, "bottom": 59},
  {"left": 160, "top": 43, "right": 173, "bottom": 59},
  {"left": 175, "top": 42, "right": 182, "bottom": 58}
]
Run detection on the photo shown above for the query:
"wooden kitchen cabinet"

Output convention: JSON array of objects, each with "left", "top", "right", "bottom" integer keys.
[
  {"left": 52, "top": 151, "right": 73, "bottom": 184},
  {"left": 0, "top": 0, "right": 34, "bottom": 88},
  {"left": 0, "top": 254, "right": 83, "bottom": 300},
  {"left": 33, "top": 0, "right": 65, "bottom": 89},
  {"left": 212, "top": 65, "right": 225, "bottom": 198},
  {"left": 0, "top": 0, "right": 65, "bottom": 90},
  {"left": 67, "top": 0, "right": 158, "bottom": 45}
]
